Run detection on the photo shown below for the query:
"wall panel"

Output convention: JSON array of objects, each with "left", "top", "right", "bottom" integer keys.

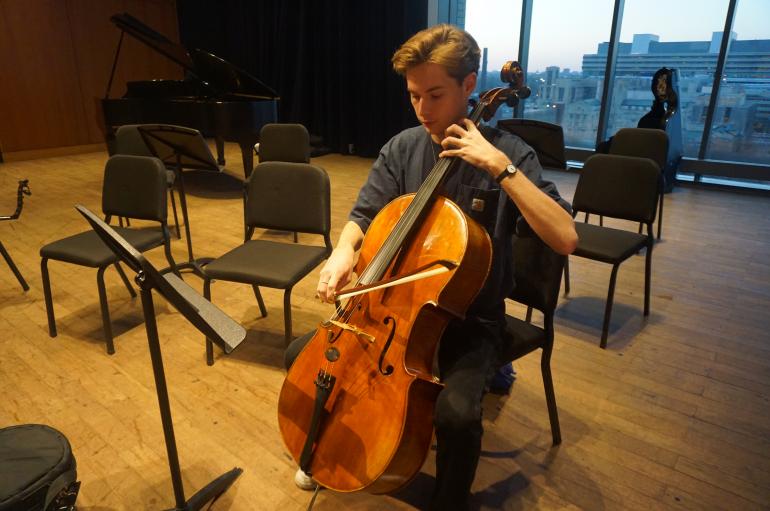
[{"left": 0, "top": 0, "right": 181, "bottom": 154}]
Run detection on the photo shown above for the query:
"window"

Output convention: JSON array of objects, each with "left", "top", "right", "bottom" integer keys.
[
  {"left": 525, "top": 0, "right": 614, "bottom": 148},
  {"left": 707, "top": 0, "right": 770, "bottom": 165},
  {"left": 606, "top": 0, "right": 729, "bottom": 157},
  {"left": 464, "top": 0, "right": 523, "bottom": 124}
]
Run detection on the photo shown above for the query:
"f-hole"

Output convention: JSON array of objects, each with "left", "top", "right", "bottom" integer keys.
[{"left": 378, "top": 316, "right": 396, "bottom": 376}]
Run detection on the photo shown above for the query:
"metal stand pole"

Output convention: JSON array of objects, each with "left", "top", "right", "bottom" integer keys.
[
  {"left": 137, "top": 273, "right": 241, "bottom": 510},
  {"left": 171, "top": 153, "right": 212, "bottom": 278}
]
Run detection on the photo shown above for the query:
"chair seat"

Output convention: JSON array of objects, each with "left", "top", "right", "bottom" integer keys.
[
  {"left": 573, "top": 222, "right": 648, "bottom": 264},
  {"left": 203, "top": 240, "right": 329, "bottom": 288},
  {"left": 40, "top": 227, "right": 164, "bottom": 267},
  {"left": 500, "top": 314, "right": 547, "bottom": 362}
]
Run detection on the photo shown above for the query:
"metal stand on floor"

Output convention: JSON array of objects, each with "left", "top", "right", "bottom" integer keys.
[
  {"left": 138, "top": 125, "right": 222, "bottom": 278},
  {"left": 1, "top": 179, "right": 31, "bottom": 291},
  {"left": 76, "top": 205, "right": 246, "bottom": 511}
]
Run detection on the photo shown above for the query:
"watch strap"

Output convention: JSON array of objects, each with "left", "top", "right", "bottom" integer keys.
[{"left": 495, "top": 164, "right": 518, "bottom": 184}]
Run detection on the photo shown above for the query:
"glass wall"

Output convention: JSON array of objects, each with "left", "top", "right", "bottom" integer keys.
[
  {"left": 525, "top": 0, "right": 614, "bottom": 148},
  {"left": 456, "top": 0, "right": 770, "bottom": 186},
  {"left": 706, "top": 0, "right": 770, "bottom": 165},
  {"left": 606, "top": 0, "right": 728, "bottom": 157},
  {"left": 464, "top": 0, "right": 522, "bottom": 125}
]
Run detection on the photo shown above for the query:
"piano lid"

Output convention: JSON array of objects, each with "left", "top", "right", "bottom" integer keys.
[
  {"left": 110, "top": 12, "right": 279, "bottom": 100},
  {"left": 111, "top": 13, "right": 194, "bottom": 70}
]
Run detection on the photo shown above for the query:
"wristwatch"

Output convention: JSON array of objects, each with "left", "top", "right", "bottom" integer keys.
[{"left": 495, "top": 163, "right": 518, "bottom": 184}]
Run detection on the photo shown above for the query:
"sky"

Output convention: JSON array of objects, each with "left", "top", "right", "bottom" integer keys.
[{"left": 465, "top": 0, "right": 770, "bottom": 73}]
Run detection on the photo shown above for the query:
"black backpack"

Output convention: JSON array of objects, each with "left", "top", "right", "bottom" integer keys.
[{"left": 0, "top": 425, "right": 80, "bottom": 511}]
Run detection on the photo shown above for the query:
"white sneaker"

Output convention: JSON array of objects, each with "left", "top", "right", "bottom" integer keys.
[{"left": 294, "top": 468, "right": 316, "bottom": 491}]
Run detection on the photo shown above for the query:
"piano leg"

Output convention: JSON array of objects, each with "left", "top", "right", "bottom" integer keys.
[
  {"left": 215, "top": 137, "right": 225, "bottom": 166},
  {"left": 239, "top": 141, "right": 254, "bottom": 179}
]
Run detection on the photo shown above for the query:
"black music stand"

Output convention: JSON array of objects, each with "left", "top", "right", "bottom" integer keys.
[
  {"left": 138, "top": 125, "right": 220, "bottom": 278},
  {"left": 75, "top": 204, "right": 246, "bottom": 511},
  {"left": 497, "top": 119, "right": 567, "bottom": 170},
  {"left": 1, "top": 180, "right": 31, "bottom": 291}
]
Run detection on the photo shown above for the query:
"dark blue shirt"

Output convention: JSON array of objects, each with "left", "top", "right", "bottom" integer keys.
[{"left": 349, "top": 125, "right": 565, "bottom": 319}]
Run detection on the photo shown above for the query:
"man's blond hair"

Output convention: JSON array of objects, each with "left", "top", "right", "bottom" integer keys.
[{"left": 392, "top": 24, "right": 480, "bottom": 84}]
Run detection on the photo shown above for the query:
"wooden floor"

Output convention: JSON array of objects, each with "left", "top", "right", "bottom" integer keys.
[{"left": 1, "top": 146, "right": 769, "bottom": 510}]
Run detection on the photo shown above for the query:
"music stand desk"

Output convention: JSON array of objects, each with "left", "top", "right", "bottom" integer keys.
[
  {"left": 76, "top": 204, "right": 245, "bottom": 511},
  {"left": 138, "top": 125, "right": 220, "bottom": 278}
]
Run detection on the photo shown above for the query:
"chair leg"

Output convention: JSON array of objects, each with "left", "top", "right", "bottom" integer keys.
[
  {"left": 96, "top": 267, "right": 115, "bottom": 355},
  {"left": 293, "top": 232, "right": 298, "bottom": 243},
  {"left": 525, "top": 306, "right": 533, "bottom": 323},
  {"left": 114, "top": 262, "right": 136, "bottom": 298},
  {"left": 283, "top": 288, "right": 293, "bottom": 345},
  {"left": 541, "top": 349, "right": 561, "bottom": 445},
  {"left": 644, "top": 242, "right": 653, "bottom": 316},
  {"left": 600, "top": 264, "right": 620, "bottom": 349},
  {"left": 563, "top": 257, "right": 570, "bottom": 295},
  {"left": 204, "top": 278, "right": 215, "bottom": 366},
  {"left": 252, "top": 285, "right": 267, "bottom": 317},
  {"left": 657, "top": 192, "right": 664, "bottom": 240},
  {"left": 169, "top": 187, "right": 181, "bottom": 239},
  {"left": 41, "top": 258, "right": 57, "bottom": 337},
  {"left": 0, "top": 241, "right": 29, "bottom": 291}
]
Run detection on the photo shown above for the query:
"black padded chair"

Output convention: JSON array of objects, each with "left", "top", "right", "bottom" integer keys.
[
  {"left": 203, "top": 161, "right": 332, "bottom": 365},
  {"left": 257, "top": 123, "right": 311, "bottom": 164},
  {"left": 609, "top": 128, "right": 668, "bottom": 240},
  {"left": 114, "top": 124, "right": 181, "bottom": 238},
  {"left": 40, "top": 155, "right": 178, "bottom": 354},
  {"left": 563, "top": 153, "right": 660, "bottom": 348},
  {"left": 497, "top": 119, "right": 567, "bottom": 170},
  {"left": 257, "top": 123, "right": 311, "bottom": 243},
  {"left": 499, "top": 223, "right": 566, "bottom": 445}
]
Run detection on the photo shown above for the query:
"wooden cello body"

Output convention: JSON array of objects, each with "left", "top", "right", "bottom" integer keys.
[
  {"left": 277, "top": 60, "right": 529, "bottom": 494},
  {"left": 278, "top": 194, "right": 491, "bottom": 493}
]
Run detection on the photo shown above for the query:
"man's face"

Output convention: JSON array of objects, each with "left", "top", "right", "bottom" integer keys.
[{"left": 406, "top": 62, "right": 476, "bottom": 140}]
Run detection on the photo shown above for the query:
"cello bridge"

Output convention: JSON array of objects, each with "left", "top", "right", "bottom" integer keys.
[{"left": 322, "top": 320, "right": 375, "bottom": 344}]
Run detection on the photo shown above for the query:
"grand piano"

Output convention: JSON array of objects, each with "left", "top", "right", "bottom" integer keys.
[{"left": 101, "top": 13, "right": 279, "bottom": 178}]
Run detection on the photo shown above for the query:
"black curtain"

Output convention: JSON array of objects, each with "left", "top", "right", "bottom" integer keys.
[{"left": 177, "top": 0, "right": 428, "bottom": 157}]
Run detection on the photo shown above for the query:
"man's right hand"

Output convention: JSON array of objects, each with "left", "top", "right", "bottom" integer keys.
[{"left": 317, "top": 244, "right": 356, "bottom": 303}]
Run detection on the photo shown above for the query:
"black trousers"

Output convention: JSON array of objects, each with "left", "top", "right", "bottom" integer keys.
[{"left": 284, "top": 313, "right": 504, "bottom": 511}]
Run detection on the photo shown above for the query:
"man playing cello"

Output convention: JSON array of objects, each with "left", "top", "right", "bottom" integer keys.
[{"left": 285, "top": 24, "right": 577, "bottom": 510}]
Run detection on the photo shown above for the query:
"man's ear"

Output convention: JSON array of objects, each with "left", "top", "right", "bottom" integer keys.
[{"left": 463, "top": 72, "right": 477, "bottom": 97}]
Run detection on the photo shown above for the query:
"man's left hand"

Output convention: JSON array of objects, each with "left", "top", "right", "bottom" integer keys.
[{"left": 439, "top": 119, "right": 510, "bottom": 176}]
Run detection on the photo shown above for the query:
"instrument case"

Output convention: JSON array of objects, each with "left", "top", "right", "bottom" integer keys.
[{"left": 0, "top": 425, "right": 79, "bottom": 511}]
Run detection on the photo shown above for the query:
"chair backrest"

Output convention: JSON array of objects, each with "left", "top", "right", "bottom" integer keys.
[
  {"left": 609, "top": 128, "right": 668, "bottom": 170},
  {"left": 102, "top": 155, "right": 168, "bottom": 222},
  {"left": 258, "top": 123, "right": 310, "bottom": 163},
  {"left": 114, "top": 125, "right": 154, "bottom": 156},
  {"left": 572, "top": 154, "right": 659, "bottom": 224},
  {"left": 497, "top": 119, "right": 566, "bottom": 170},
  {"left": 509, "top": 225, "right": 566, "bottom": 316},
  {"left": 245, "top": 161, "right": 330, "bottom": 236}
]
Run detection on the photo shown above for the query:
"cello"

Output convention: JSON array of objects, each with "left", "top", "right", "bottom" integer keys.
[{"left": 277, "top": 62, "right": 530, "bottom": 494}]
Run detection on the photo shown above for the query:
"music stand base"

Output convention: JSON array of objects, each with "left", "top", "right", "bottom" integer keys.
[{"left": 163, "top": 467, "right": 243, "bottom": 511}]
